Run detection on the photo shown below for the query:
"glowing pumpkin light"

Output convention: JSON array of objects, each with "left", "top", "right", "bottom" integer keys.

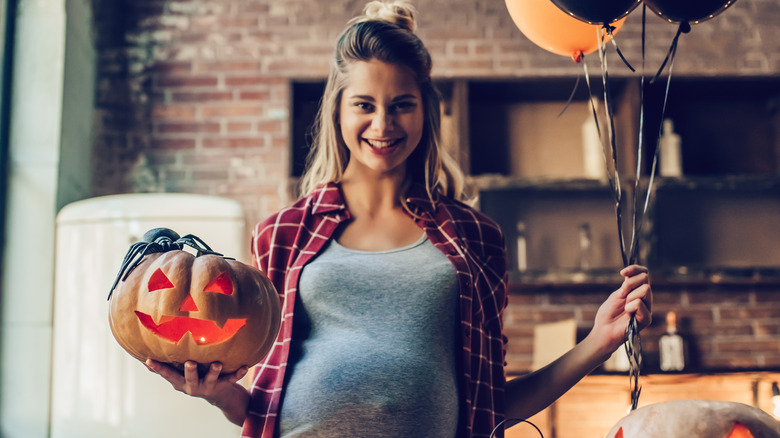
[
  {"left": 606, "top": 400, "right": 780, "bottom": 438},
  {"left": 108, "top": 228, "right": 281, "bottom": 374}
]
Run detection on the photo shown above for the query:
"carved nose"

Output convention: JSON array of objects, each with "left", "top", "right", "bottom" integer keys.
[{"left": 179, "top": 295, "right": 199, "bottom": 312}]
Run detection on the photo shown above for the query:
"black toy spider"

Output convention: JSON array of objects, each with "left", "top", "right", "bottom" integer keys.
[{"left": 108, "top": 227, "right": 229, "bottom": 300}]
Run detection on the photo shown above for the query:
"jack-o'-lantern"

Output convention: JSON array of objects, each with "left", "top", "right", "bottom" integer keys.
[
  {"left": 606, "top": 400, "right": 780, "bottom": 438},
  {"left": 108, "top": 228, "right": 280, "bottom": 374}
]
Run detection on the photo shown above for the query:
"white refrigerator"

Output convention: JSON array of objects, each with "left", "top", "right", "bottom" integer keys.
[{"left": 50, "top": 193, "right": 250, "bottom": 438}]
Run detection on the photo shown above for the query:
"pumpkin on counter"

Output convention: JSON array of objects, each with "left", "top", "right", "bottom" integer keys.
[
  {"left": 108, "top": 228, "right": 281, "bottom": 374},
  {"left": 606, "top": 400, "right": 780, "bottom": 438}
]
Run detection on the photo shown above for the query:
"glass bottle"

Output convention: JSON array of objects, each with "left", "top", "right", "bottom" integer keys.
[
  {"left": 659, "top": 311, "right": 687, "bottom": 371},
  {"left": 578, "top": 222, "right": 592, "bottom": 271},
  {"left": 659, "top": 119, "right": 683, "bottom": 178},
  {"left": 516, "top": 221, "right": 527, "bottom": 272},
  {"left": 582, "top": 112, "right": 606, "bottom": 180}
]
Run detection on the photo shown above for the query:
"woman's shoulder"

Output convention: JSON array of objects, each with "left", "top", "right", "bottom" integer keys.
[
  {"left": 436, "top": 195, "right": 503, "bottom": 235},
  {"left": 254, "top": 196, "right": 310, "bottom": 235},
  {"left": 254, "top": 183, "right": 345, "bottom": 238}
]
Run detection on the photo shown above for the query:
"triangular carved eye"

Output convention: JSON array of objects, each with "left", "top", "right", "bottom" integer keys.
[
  {"left": 148, "top": 268, "right": 174, "bottom": 292},
  {"left": 204, "top": 272, "right": 233, "bottom": 295}
]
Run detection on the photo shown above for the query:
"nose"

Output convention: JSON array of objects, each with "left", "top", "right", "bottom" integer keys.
[
  {"left": 179, "top": 295, "right": 199, "bottom": 312},
  {"left": 370, "top": 109, "right": 393, "bottom": 132}
]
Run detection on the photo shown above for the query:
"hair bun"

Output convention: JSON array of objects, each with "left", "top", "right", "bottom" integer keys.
[{"left": 361, "top": 1, "right": 417, "bottom": 32}]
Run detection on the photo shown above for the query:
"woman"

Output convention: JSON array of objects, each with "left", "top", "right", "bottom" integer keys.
[{"left": 147, "top": 2, "right": 653, "bottom": 437}]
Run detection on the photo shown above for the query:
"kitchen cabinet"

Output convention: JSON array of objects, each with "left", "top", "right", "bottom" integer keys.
[{"left": 290, "top": 76, "right": 780, "bottom": 283}]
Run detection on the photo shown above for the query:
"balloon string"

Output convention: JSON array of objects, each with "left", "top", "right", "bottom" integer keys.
[
  {"left": 582, "top": 60, "right": 603, "bottom": 142},
  {"left": 557, "top": 74, "right": 581, "bottom": 118},
  {"left": 490, "top": 418, "right": 544, "bottom": 438},
  {"left": 596, "top": 13, "right": 649, "bottom": 411},
  {"left": 651, "top": 21, "right": 690, "bottom": 84},
  {"left": 605, "top": 25, "right": 635, "bottom": 73},
  {"left": 627, "top": 6, "right": 647, "bottom": 267},
  {"left": 622, "top": 7, "right": 653, "bottom": 414},
  {"left": 559, "top": 21, "right": 637, "bottom": 120},
  {"left": 629, "top": 12, "right": 679, "bottom": 265},
  {"left": 626, "top": 315, "right": 643, "bottom": 410},
  {"left": 581, "top": 55, "right": 614, "bottom": 183},
  {"left": 597, "top": 25, "right": 628, "bottom": 267}
]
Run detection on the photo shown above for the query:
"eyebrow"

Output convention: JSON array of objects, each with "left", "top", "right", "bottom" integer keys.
[{"left": 345, "top": 94, "right": 419, "bottom": 102}]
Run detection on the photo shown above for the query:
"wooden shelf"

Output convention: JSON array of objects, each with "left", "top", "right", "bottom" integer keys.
[{"left": 508, "top": 267, "right": 780, "bottom": 293}]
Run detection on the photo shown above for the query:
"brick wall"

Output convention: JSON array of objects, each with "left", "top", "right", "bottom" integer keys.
[
  {"left": 90, "top": 0, "right": 780, "bottom": 374},
  {"left": 505, "top": 282, "right": 780, "bottom": 374}
]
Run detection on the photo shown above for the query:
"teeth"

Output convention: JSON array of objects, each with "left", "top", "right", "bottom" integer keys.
[{"left": 365, "top": 139, "right": 398, "bottom": 149}]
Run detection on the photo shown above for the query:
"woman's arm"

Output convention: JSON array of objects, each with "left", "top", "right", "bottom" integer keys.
[
  {"left": 505, "top": 265, "right": 653, "bottom": 420},
  {"left": 146, "top": 359, "right": 251, "bottom": 426}
]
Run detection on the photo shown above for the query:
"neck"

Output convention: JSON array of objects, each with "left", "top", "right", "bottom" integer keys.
[{"left": 340, "top": 173, "right": 407, "bottom": 218}]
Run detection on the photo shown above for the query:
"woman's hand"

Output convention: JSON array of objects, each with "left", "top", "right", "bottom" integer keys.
[
  {"left": 504, "top": 265, "right": 653, "bottom": 419},
  {"left": 587, "top": 264, "right": 653, "bottom": 361},
  {"left": 146, "top": 359, "right": 251, "bottom": 425}
]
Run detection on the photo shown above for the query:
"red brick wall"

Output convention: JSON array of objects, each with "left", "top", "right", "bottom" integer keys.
[
  {"left": 90, "top": 0, "right": 780, "bottom": 374},
  {"left": 505, "top": 282, "right": 780, "bottom": 374}
]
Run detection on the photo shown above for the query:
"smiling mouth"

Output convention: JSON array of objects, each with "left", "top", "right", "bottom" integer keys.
[
  {"left": 135, "top": 311, "right": 246, "bottom": 345},
  {"left": 364, "top": 138, "right": 403, "bottom": 150}
]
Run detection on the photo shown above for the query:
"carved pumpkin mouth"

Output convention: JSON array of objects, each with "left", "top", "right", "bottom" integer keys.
[{"left": 135, "top": 311, "right": 247, "bottom": 345}]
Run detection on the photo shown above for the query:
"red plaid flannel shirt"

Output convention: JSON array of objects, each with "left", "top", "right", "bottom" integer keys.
[{"left": 241, "top": 182, "right": 508, "bottom": 438}]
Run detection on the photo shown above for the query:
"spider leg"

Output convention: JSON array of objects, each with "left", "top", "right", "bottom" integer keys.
[
  {"left": 178, "top": 234, "right": 222, "bottom": 256},
  {"left": 108, "top": 242, "right": 148, "bottom": 299}
]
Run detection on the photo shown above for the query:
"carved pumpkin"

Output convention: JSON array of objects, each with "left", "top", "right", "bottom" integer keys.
[
  {"left": 108, "top": 228, "right": 280, "bottom": 374},
  {"left": 606, "top": 400, "right": 780, "bottom": 438}
]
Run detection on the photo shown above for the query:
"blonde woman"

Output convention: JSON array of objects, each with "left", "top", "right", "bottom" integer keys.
[{"left": 147, "top": 2, "right": 653, "bottom": 437}]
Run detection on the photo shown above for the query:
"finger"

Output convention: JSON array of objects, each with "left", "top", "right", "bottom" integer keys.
[
  {"left": 621, "top": 264, "right": 648, "bottom": 277},
  {"left": 629, "top": 296, "right": 653, "bottom": 328},
  {"left": 183, "top": 361, "right": 200, "bottom": 388},
  {"left": 625, "top": 283, "right": 652, "bottom": 309},
  {"left": 624, "top": 285, "right": 652, "bottom": 320},
  {"left": 147, "top": 359, "right": 185, "bottom": 388},
  {"left": 620, "top": 272, "right": 649, "bottom": 297},
  {"left": 203, "top": 362, "right": 222, "bottom": 388},
  {"left": 228, "top": 366, "right": 249, "bottom": 385}
]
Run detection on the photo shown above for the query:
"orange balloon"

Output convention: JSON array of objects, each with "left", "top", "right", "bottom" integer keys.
[{"left": 505, "top": 0, "right": 625, "bottom": 62}]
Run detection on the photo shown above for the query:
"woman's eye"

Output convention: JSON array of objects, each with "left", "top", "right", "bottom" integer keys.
[
  {"left": 392, "top": 101, "right": 416, "bottom": 112},
  {"left": 355, "top": 102, "right": 373, "bottom": 111}
]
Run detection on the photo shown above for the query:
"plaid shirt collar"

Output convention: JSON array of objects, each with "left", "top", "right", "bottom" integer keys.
[
  {"left": 311, "top": 181, "right": 439, "bottom": 217},
  {"left": 310, "top": 182, "right": 348, "bottom": 216}
]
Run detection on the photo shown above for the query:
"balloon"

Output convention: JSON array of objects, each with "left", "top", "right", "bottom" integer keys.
[
  {"left": 644, "top": 0, "right": 738, "bottom": 24},
  {"left": 505, "top": 0, "right": 626, "bottom": 62},
  {"left": 550, "top": 0, "right": 641, "bottom": 25}
]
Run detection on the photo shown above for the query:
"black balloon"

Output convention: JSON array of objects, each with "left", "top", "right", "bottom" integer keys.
[
  {"left": 550, "top": 0, "right": 642, "bottom": 25},
  {"left": 644, "top": 0, "right": 738, "bottom": 24}
]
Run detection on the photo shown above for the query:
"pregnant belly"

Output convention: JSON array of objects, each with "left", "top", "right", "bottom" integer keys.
[{"left": 278, "top": 334, "right": 459, "bottom": 437}]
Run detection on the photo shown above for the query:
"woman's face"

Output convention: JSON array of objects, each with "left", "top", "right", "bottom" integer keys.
[{"left": 338, "top": 59, "right": 424, "bottom": 180}]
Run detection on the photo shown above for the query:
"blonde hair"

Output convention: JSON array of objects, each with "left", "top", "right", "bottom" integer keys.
[{"left": 299, "top": 1, "right": 465, "bottom": 204}]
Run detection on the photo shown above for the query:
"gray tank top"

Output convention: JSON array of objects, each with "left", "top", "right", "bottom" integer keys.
[{"left": 278, "top": 233, "right": 460, "bottom": 437}]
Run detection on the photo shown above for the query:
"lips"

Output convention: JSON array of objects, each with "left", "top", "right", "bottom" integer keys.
[
  {"left": 365, "top": 137, "right": 402, "bottom": 147},
  {"left": 363, "top": 137, "right": 404, "bottom": 155},
  {"left": 135, "top": 311, "right": 247, "bottom": 345}
]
